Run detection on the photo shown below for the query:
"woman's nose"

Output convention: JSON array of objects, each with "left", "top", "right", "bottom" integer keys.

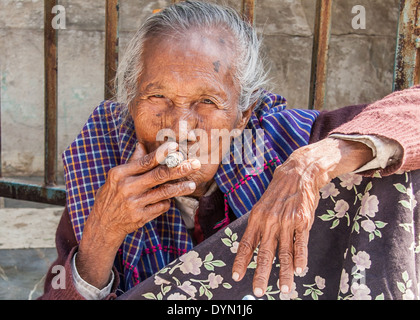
[
  {"left": 169, "top": 110, "right": 198, "bottom": 137},
  {"left": 175, "top": 118, "right": 198, "bottom": 143}
]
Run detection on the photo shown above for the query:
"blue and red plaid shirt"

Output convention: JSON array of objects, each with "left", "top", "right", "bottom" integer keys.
[{"left": 62, "top": 92, "right": 319, "bottom": 291}]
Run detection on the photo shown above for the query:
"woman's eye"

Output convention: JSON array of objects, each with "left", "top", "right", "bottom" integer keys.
[
  {"left": 152, "top": 95, "right": 164, "bottom": 98},
  {"left": 202, "top": 99, "right": 215, "bottom": 104}
]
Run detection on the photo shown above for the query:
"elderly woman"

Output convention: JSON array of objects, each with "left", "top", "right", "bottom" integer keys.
[{"left": 40, "top": 1, "right": 420, "bottom": 300}]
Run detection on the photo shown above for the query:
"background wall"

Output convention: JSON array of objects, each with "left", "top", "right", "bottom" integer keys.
[{"left": 0, "top": 0, "right": 399, "bottom": 179}]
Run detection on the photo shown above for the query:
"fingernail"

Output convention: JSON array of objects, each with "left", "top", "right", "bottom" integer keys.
[
  {"left": 188, "top": 182, "right": 196, "bottom": 190},
  {"left": 232, "top": 272, "right": 240, "bottom": 281},
  {"left": 191, "top": 159, "right": 201, "bottom": 169},
  {"left": 281, "top": 285, "right": 289, "bottom": 294},
  {"left": 296, "top": 267, "right": 303, "bottom": 275},
  {"left": 254, "top": 287, "right": 263, "bottom": 297}
]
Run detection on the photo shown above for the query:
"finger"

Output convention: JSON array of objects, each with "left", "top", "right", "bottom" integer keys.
[
  {"left": 138, "top": 180, "right": 197, "bottom": 204},
  {"left": 278, "top": 225, "right": 295, "bottom": 294},
  {"left": 136, "top": 199, "right": 172, "bottom": 228},
  {"left": 293, "top": 229, "right": 309, "bottom": 275},
  {"left": 143, "top": 199, "right": 171, "bottom": 215},
  {"left": 252, "top": 231, "right": 278, "bottom": 297},
  {"left": 139, "top": 158, "right": 201, "bottom": 190},
  {"left": 232, "top": 225, "right": 260, "bottom": 283},
  {"left": 124, "top": 141, "right": 178, "bottom": 176}
]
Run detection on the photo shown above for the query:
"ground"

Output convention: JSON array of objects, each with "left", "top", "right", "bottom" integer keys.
[{"left": 0, "top": 200, "right": 62, "bottom": 300}]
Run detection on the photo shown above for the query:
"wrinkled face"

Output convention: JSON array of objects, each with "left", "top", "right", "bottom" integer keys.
[{"left": 130, "top": 28, "right": 252, "bottom": 196}]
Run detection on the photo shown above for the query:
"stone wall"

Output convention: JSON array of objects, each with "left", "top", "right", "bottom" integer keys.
[{"left": 0, "top": 0, "right": 399, "bottom": 177}]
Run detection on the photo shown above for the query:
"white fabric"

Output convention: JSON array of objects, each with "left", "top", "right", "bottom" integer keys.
[
  {"left": 329, "top": 134, "right": 402, "bottom": 173},
  {"left": 71, "top": 252, "right": 114, "bottom": 300}
]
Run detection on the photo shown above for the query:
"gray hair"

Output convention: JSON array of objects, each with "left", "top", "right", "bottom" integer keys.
[{"left": 115, "top": 0, "right": 270, "bottom": 118}]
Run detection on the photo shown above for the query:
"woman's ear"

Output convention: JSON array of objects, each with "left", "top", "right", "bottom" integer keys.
[{"left": 235, "top": 101, "right": 257, "bottom": 131}]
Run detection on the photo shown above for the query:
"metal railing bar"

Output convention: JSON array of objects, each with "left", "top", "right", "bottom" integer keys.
[
  {"left": 242, "top": 0, "right": 255, "bottom": 25},
  {"left": 0, "top": 69, "right": 2, "bottom": 178},
  {"left": 44, "top": 0, "right": 58, "bottom": 186},
  {"left": 105, "top": 0, "right": 120, "bottom": 100},
  {"left": 0, "top": 177, "right": 65, "bottom": 206},
  {"left": 393, "top": 0, "right": 420, "bottom": 91},
  {"left": 308, "top": 0, "right": 332, "bottom": 110},
  {"left": 0, "top": 0, "right": 63, "bottom": 206}
]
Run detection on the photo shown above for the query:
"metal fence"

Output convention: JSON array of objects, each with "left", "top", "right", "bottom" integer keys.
[{"left": 0, "top": 0, "right": 419, "bottom": 206}]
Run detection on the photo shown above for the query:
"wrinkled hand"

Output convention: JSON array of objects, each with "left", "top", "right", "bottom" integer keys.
[
  {"left": 77, "top": 141, "right": 201, "bottom": 288},
  {"left": 232, "top": 138, "right": 373, "bottom": 297},
  {"left": 88, "top": 141, "right": 200, "bottom": 243}
]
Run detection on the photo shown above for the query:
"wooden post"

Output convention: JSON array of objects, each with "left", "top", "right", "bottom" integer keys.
[
  {"left": 393, "top": 0, "right": 420, "bottom": 91},
  {"left": 105, "top": 0, "right": 119, "bottom": 100},
  {"left": 242, "top": 0, "right": 256, "bottom": 25},
  {"left": 44, "top": 0, "right": 58, "bottom": 186},
  {"left": 308, "top": 0, "right": 332, "bottom": 110}
]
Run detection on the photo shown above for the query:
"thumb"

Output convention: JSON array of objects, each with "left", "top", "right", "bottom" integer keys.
[{"left": 127, "top": 141, "right": 148, "bottom": 164}]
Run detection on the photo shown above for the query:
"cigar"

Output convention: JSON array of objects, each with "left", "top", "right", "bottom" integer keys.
[{"left": 165, "top": 151, "right": 185, "bottom": 168}]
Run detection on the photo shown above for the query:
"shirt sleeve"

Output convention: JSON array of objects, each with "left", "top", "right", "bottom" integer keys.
[
  {"left": 328, "top": 86, "right": 420, "bottom": 175},
  {"left": 71, "top": 252, "right": 115, "bottom": 300},
  {"left": 329, "top": 134, "right": 403, "bottom": 173}
]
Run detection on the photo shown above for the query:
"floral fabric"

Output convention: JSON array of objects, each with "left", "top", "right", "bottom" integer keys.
[{"left": 118, "top": 169, "right": 420, "bottom": 300}]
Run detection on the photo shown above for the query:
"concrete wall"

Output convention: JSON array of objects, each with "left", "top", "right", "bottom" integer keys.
[{"left": 0, "top": 0, "right": 399, "bottom": 178}]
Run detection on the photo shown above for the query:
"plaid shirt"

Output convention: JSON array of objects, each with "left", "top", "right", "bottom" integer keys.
[{"left": 62, "top": 92, "right": 319, "bottom": 291}]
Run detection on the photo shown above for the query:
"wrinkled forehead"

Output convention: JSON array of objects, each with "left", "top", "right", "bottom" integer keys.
[
  {"left": 142, "top": 26, "right": 238, "bottom": 71},
  {"left": 138, "top": 27, "right": 240, "bottom": 97}
]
